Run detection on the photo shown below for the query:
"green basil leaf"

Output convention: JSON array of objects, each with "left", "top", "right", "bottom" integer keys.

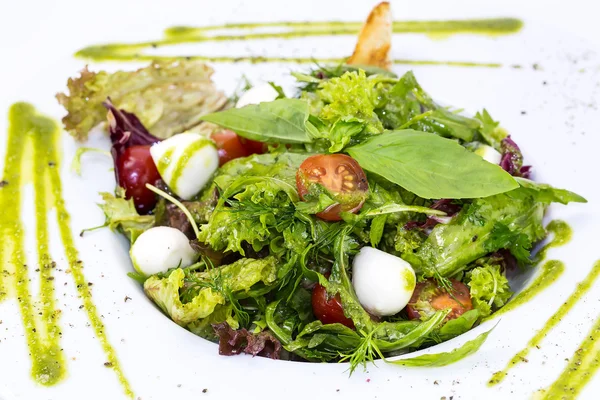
[
  {"left": 387, "top": 326, "right": 494, "bottom": 367},
  {"left": 347, "top": 130, "right": 519, "bottom": 199},
  {"left": 515, "top": 177, "right": 587, "bottom": 204},
  {"left": 200, "top": 99, "right": 313, "bottom": 144}
]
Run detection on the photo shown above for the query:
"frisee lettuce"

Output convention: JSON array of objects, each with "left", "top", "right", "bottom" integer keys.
[{"left": 467, "top": 264, "right": 513, "bottom": 317}]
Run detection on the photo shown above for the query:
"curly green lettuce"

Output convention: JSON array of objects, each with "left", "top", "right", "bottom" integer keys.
[
  {"left": 144, "top": 256, "right": 279, "bottom": 327},
  {"left": 97, "top": 189, "right": 154, "bottom": 242},
  {"left": 56, "top": 60, "right": 228, "bottom": 140},
  {"left": 198, "top": 153, "right": 309, "bottom": 255},
  {"left": 466, "top": 264, "right": 513, "bottom": 317}
]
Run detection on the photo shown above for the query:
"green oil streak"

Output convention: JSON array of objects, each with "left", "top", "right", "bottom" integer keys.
[
  {"left": 539, "top": 269, "right": 600, "bottom": 398},
  {"left": 47, "top": 116, "right": 134, "bottom": 399},
  {"left": 0, "top": 103, "right": 133, "bottom": 397},
  {"left": 532, "top": 220, "right": 572, "bottom": 264},
  {"left": 75, "top": 48, "right": 501, "bottom": 68},
  {"left": 75, "top": 18, "right": 520, "bottom": 67},
  {"left": 485, "top": 221, "right": 573, "bottom": 322},
  {"left": 486, "top": 260, "right": 565, "bottom": 321},
  {"left": 489, "top": 262, "right": 600, "bottom": 387},
  {"left": 0, "top": 103, "right": 66, "bottom": 385},
  {"left": 164, "top": 18, "right": 522, "bottom": 38}
]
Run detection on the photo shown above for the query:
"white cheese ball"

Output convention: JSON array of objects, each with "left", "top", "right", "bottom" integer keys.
[
  {"left": 352, "top": 247, "right": 416, "bottom": 317},
  {"left": 130, "top": 227, "right": 196, "bottom": 276},
  {"left": 150, "top": 132, "right": 219, "bottom": 200},
  {"left": 474, "top": 144, "right": 502, "bottom": 165},
  {"left": 235, "top": 83, "right": 279, "bottom": 108}
]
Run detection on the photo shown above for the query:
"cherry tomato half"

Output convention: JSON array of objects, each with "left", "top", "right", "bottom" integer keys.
[
  {"left": 312, "top": 282, "right": 355, "bottom": 329},
  {"left": 117, "top": 145, "right": 161, "bottom": 214},
  {"left": 210, "top": 130, "right": 248, "bottom": 166},
  {"left": 296, "top": 154, "right": 369, "bottom": 221},
  {"left": 406, "top": 278, "right": 473, "bottom": 321},
  {"left": 240, "top": 137, "right": 267, "bottom": 155}
]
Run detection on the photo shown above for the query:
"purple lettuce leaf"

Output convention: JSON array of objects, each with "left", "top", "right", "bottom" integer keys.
[{"left": 212, "top": 322, "right": 282, "bottom": 359}]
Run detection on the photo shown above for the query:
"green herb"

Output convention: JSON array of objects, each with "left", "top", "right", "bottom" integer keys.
[
  {"left": 96, "top": 189, "right": 154, "bottom": 243},
  {"left": 200, "top": 99, "right": 315, "bottom": 144},
  {"left": 387, "top": 326, "right": 494, "bottom": 367},
  {"left": 515, "top": 177, "right": 587, "bottom": 204},
  {"left": 347, "top": 130, "right": 519, "bottom": 199}
]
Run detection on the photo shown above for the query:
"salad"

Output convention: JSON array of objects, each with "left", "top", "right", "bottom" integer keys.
[{"left": 57, "top": 2, "right": 585, "bottom": 371}]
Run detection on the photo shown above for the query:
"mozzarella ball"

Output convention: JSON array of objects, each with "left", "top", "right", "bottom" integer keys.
[
  {"left": 235, "top": 83, "right": 279, "bottom": 108},
  {"left": 130, "top": 227, "right": 197, "bottom": 276},
  {"left": 150, "top": 132, "right": 219, "bottom": 200},
  {"left": 352, "top": 247, "right": 416, "bottom": 317},
  {"left": 474, "top": 144, "right": 502, "bottom": 165}
]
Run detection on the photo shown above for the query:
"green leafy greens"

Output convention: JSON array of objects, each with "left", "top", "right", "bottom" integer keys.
[
  {"left": 73, "top": 59, "right": 587, "bottom": 373},
  {"left": 57, "top": 60, "right": 228, "bottom": 140},
  {"left": 347, "top": 130, "right": 519, "bottom": 199}
]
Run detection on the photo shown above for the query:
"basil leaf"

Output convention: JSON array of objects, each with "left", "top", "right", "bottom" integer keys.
[
  {"left": 200, "top": 99, "right": 313, "bottom": 144},
  {"left": 347, "top": 130, "right": 519, "bottom": 199},
  {"left": 515, "top": 177, "right": 587, "bottom": 204},
  {"left": 387, "top": 326, "right": 494, "bottom": 367}
]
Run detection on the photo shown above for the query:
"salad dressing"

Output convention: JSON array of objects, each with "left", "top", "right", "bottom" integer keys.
[
  {"left": 489, "top": 261, "right": 600, "bottom": 387},
  {"left": 0, "top": 103, "right": 133, "bottom": 397},
  {"left": 485, "top": 220, "right": 572, "bottom": 321},
  {"left": 75, "top": 18, "right": 521, "bottom": 67},
  {"left": 539, "top": 269, "right": 600, "bottom": 398}
]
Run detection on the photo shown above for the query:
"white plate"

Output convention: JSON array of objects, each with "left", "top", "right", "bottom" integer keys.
[{"left": 1, "top": 1, "right": 599, "bottom": 399}]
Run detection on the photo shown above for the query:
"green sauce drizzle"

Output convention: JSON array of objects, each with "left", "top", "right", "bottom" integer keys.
[
  {"left": 532, "top": 220, "right": 572, "bottom": 264},
  {"left": 538, "top": 270, "right": 600, "bottom": 398},
  {"left": 486, "top": 220, "right": 573, "bottom": 322},
  {"left": 165, "top": 18, "right": 522, "bottom": 38},
  {"left": 486, "top": 260, "right": 565, "bottom": 322},
  {"left": 489, "top": 261, "right": 600, "bottom": 387},
  {"left": 0, "top": 103, "right": 133, "bottom": 397},
  {"left": 75, "top": 18, "right": 521, "bottom": 67}
]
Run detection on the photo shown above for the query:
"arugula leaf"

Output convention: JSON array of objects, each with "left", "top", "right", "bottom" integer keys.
[
  {"left": 365, "top": 203, "right": 446, "bottom": 217},
  {"left": 387, "top": 327, "right": 494, "bottom": 367},
  {"left": 200, "top": 99, "right": 314, "bottom": 144},
  {"left": 421, "top": 108, "right": 480, "bottom": 142},
  {"left": 438, "top": 309, "right": 481, "bottom": 341},
  {"left": 515, "top": 177, "right": 587, "bottom": 204},
  {"left": 347, "top": 130, "right": 519, "bottom": 199},
  {"left": 369, "top": 215, "right": 387, "bottom": 247}
]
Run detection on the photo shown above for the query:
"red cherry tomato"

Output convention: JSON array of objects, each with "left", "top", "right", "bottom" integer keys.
[
  {"left": 116, "top": 145, "right": 161, "bottom": 214},
  {"left": 240, "top": 137, "right": 267, "bottom": 155},
  {"left": 406, "top": 278, "right": 473, "bottom": 321},
  {"left": 311, "top": 282, "right": 354, "bottom": 329},
  {"left": 210, "top": 130, "right": 248, "bottom": 166},
  {"left": 296, "top": 154, "right": 368, "bottom": 221}
]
